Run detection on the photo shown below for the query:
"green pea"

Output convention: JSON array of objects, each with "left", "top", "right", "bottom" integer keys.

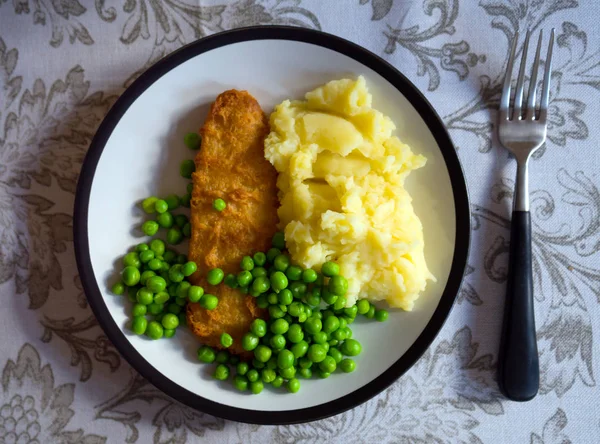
[
  {"left": 213, "top": 364, "right": 229, "bottom": 381},
  {"left": 188, "top": 285, "right": 204, "bottom": 302},
  {"left": 285, "top": 266, "right": 302, "bottom": 282},
  {"left": 289, "top": 282, "right": 307, "bottom": 299},
  {"left": 136, "top": 243, "right": 150, "bottom": 253},
  {"left": 272, "top": 231, "right": 286, "bottom": 250},
  {"left": 112, "top": 281, "right": 125, "bottom": 295},
  {"left": 234, "top": 374, "right": 248, "bottom": 391},
  {"left": 182, "top": 223, "right": 191, "bottom": 238},
  {"left": 237, "top": 270, "right": 253, "bottom": 287},
  {"left": 246, "top": 369, "right": 259, "bottom": 382},
  {"left": 277, "top": 288, "right": 293, "bottom": 305},
  {"left": 314, "top": 311, "right": 323, "bottom": 320},
  {"left": 251, "top": 267, "right": 267, "bottom": 278},
  {"left": 136, "top": 287, "right": 154, "bottom": 305},
  {"left": 131, "top": 303, "right": 147, "bottom": 317},
  {"left": 298, "top": 368, "right": 312, "bottom": 379},
  {"left": 254, "top": 345, "right": 272, "bottom": 363},
  {"left": 166, "top": 227, "right": 183, "bottom": 245},
  {"left": 148, "top": 239, "right": 164, "bottom": 256},
  {"left": 287, "top": 324, "right": 304, "bottom": 343},
  {"left": 176, "top": 254, "right": 187, "bottom": 264},
  {"left": 253, "top": 252, "right": 266, "bottom": 266},
  {"left": 344, "top": 305, "right": 358, "bottom": 319},
  {"left": 138, "top": 250, "right": 154, "bottom": 265},
  {"left": 270, "top": 334, "right": 286, "bottom": 350},
  {"left": 274, "top": 254, "right": 290, "bottom": 272},
  {"left": 242, "top": 333, "right": 259, "bottom": 351},
  {"left": 161, "top": 313, "right": 179, "bottom": 330},
  {"left": 318, "top": 370, "right": 331, "bottom": 379},
  {"left": 180, "top": 160, "right": 195, "bottom": 179},
  {"left": 268, "top": 305, "right": 285, "bottom": 319},
  {"left": 175, "top": 282, "right": 190, "bottom": 299},
  {"left": 307, "top": 344, "right": 327, "bottom": 363},
  {"left": 305, "top": 289, "right": 321, "bottom": 307},
  {"left": 277, "top": 349, "right": 294, "bottom": 369},
  {"left": 236, "top": 257, "right": 254, "bottom": 273},
  {"left": 212, "top": 198, "right": 226, "bottom": 211},
  {"left": 328, "top": 347, "right": 343, "bottom": 364},
  {"left": 250, "top": 288, "right": 261, "bottom": 297},
  {"left": 172, "top": 215, "right": 187, "bottom": 229},
  {"left": 299, "top": 357, "right": 312, "bottom": 369},
  {"left": 224, "top": 274, "right": 238, "bottom": 288},
  {"left": 146, "top": 321, "right": 163, "bottom": 339},
  {"left": 266, "top": 248, "right": 281, "bottom": 263},
  {"left": 334, "top": 296, "right": 347, "bottom": 311},
  {"left": 328, "top": 275, "right": 348, "bottom": 296},
  {"left": 266, "top": 271, "right": 287, "bottom": 294},
  {"left": 304, "top": 317, "right": 322, "bottom": 335},
  {"left": 365, "top": 305, "right": 376, "bottom": 319},
  {"left": 154, "top": 199, "right": 168, "bottom": 214},
  {"left": 236, "top": 362, "right": 249, "bottom": 375},
  {"left": 156, "top": 211, "right": 174, "bottom": 229},
  {"left": 375, "top": 309, "right": 389, "bottom": 322},
  {"left": 339, "top": 358, "right": 356, "bottom": 373},
  {"left": 341, "top": 338, "right": 362, "bottom": 356},
  {"left": 180, "top": 193, "right": 191, "bottom": 208},
  {"left": 267, "top": 292, "right": 278, "bottom": 305},
  {"left": 288, "top": 301, "right": 304, "bottom": 318},
  {"left": 221, "top": 333, "right": 233, "bottom": 348},
  {"left": 252, "top": 358, "right": 265, "bottom": 369},
  {"left": 323, "top": 316, "right": 340, "bottom": 334},
  {"left": 141, "top": 220, "right": 159, "bottom": 237},
  {"left": 312, "top": 331, "right": 328, "bottom": 345},
  {"left": 321, "top": 261, "right": 340, "bottom": 277},
  {"left": 266, "top": 355, "right": 278, "bottom": 370},
  {"left": 175, "top": 297, "right": 187, "bottom": 307},
  {"left": 163, "top": 195, "right": 179, "bottom": 211},
  {"left": 199, "top": 294, "right": 218, "bottom": 310},
  {"left": 239, "top": 286, "right": 249, "bottom": 294},
  {"left": 215, "top": 350, "right": 229, "bottom": 364},
  {"left": 154, "top": 291, "right": 170, "bottom": 305},
  {"left": 333, "top": 328, "right": 347, "bottom": 341},
  {"left": 131, "top": 316, "right": 148, "bottom": 335},
  {"left": 270, "top": 375, "right": 283, "bottom": 388},
  {"left": 148, "top": 302, "right": 164, "bottom": 315},
  {"left": 256, "top": 294, "right": 269, "bottom": 309},
  {"left": 321, "top": 287, "right": 337, "bottom": 305},
  {"left": 279, "top": 366, "right": 296, "bottom": 379},
  {"left": 287, "top": 378, "right": 300, "bottom": 393},
  {"left": 290, "top": 340, "right": 309, "bottom": 359},
  {"left": 250, "top": 380, "right": 264, "bottom": 394},
  {"left": 197, "top": 346, "right": 215, "bottom": 363},
  {"left": 356, "top": 299, "right": 370, "bottom": 315},
  {"left": 142, "top": 196, "right": 158, "bottom": 214},
  {"left": 270, "top": 318, "right": 289, "bottom": 335},
  {"left": 261, "top": 368, "right": 276, "bottom": 383},
  {"left": 145, "top": 276, "right": 166, "bottom": 293},
  {"left": 207, "top": 268, "right": 224, "bottom": 285},
  {"left": 184, "top": 132, "right": 201, "bottom": 149},
  {"left": 252, "top": 276, "right": 270, "bottom": 294},
  {"left": 302, "top": 269, "right": 318, "bottom": 283},
  {"left": 250, "top": 319, "right": 267, "bottom": 337},
  {"left": 123, "top": 252, "right": 140, "bottom": 268}
]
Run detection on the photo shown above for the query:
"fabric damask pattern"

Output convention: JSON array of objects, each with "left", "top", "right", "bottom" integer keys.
[{"left": 0, "top": 0, "right": 599, "bottom": 442}]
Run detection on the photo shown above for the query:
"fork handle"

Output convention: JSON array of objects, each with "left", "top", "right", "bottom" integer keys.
[{"left": 498, "top": 210, "right": 539, "bottom": 401}]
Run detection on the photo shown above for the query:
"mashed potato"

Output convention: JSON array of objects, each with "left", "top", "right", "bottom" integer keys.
[{"left": 264, "top": 76, "right": 434, "bottom": 310}]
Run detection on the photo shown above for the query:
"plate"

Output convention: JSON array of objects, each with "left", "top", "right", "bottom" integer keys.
[{"left": 74, "top": 26, "right": 470, "bottom": 424}]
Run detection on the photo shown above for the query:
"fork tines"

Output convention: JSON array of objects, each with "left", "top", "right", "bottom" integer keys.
[{"left": 499, "top": 29, "right": 555, "bottom": 122}]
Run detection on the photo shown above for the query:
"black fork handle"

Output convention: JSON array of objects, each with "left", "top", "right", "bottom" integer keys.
[{"left": 498, "top": 210, "right": 539, "bottom": 401}]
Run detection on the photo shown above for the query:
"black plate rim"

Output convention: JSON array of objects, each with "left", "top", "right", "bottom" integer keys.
[{"left": 73, "top": 25, "right": 471, "bottom": 425}]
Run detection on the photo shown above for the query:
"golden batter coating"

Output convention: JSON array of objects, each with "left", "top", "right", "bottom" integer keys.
[{"left": 186, "top": 90, "right": 278, "bottom": 356}]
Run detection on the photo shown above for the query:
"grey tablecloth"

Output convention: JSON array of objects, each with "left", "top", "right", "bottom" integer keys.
[{"left": 1, "top": 1, "right": 599, "bottom": 443}]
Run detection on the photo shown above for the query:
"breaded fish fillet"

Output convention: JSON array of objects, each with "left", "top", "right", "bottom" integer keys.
[{"left": 186, "top": 90, "right": 278, "bottom": 356}]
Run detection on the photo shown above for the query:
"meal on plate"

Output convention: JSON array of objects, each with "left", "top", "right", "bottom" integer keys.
[{"left": 110, "top": 77, "right": 432, "bottom": 394}]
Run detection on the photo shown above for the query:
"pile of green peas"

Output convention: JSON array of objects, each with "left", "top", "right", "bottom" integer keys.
[
  {"left": 195, "top": 231, "right": 388, "bottom": 394},
  {"left": 111, "top": 237, "right": 217, "bottom": 340}
]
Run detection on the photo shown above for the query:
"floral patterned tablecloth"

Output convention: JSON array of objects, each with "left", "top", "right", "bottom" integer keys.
[{"left": 1, "top": 1, "right": 599, "bottom": 443}]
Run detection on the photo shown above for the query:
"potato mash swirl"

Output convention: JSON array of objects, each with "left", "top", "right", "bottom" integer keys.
[{"left": 264, "top": 76, "right": 434, "bottom": 310}]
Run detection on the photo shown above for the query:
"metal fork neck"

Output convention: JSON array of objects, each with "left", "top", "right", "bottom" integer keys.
[{"left": 514, "top": 157, "right": 530, "bottom": 212}]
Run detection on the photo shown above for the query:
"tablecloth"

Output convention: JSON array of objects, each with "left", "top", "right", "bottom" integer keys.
[{"left": 1, "top": 1, "right": 599, "bottom": 443}]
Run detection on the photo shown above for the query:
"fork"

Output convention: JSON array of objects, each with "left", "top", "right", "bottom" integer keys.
[{"left": 497, "top": 29, "right": 554, "bottom": 401}]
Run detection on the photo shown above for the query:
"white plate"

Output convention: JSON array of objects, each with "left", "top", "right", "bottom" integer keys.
[{"left": 74, "top": 26, "right": 470, "bottom": 424}]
